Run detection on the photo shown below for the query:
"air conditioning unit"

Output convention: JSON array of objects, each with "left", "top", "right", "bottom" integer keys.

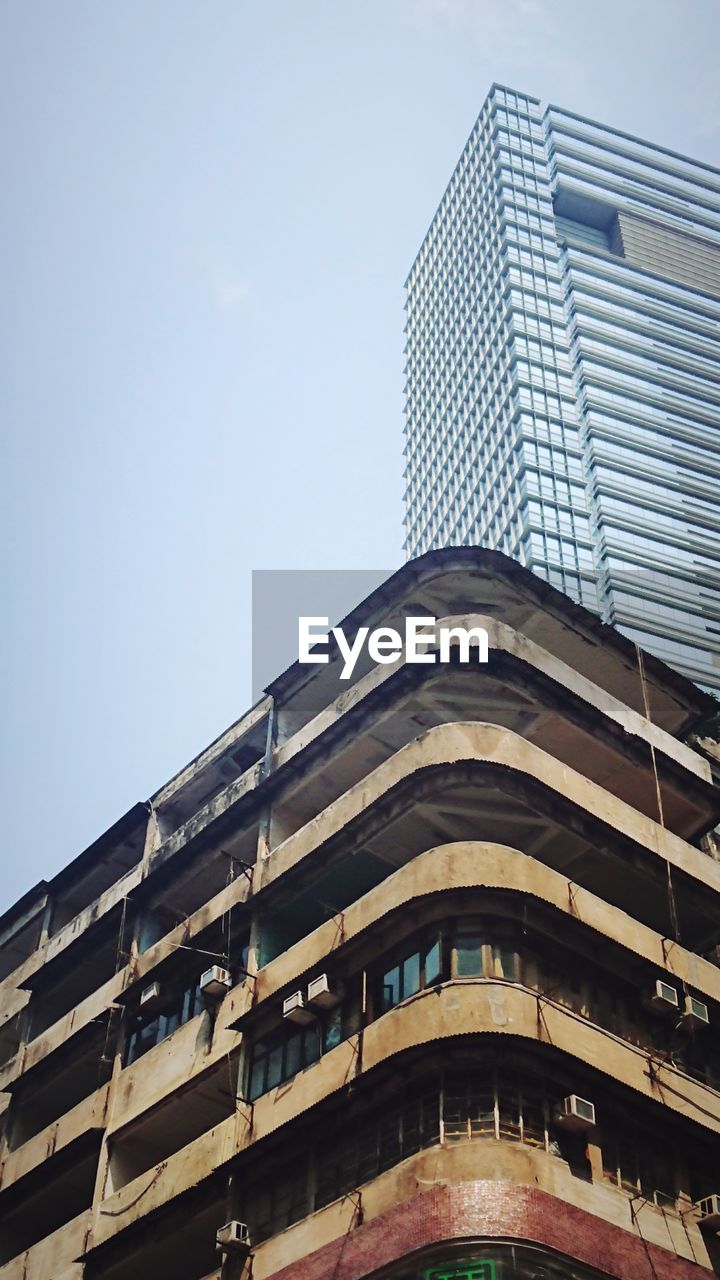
[
  {"left": 648, "top": 979, "right": 679, "bottom": 1014},
  {"left": 139, "top": 981, "right": 162, "bottom": 1009},
  {"left": 216, "top": 1220, "right": 251, "bottom": 1256},
  {"left": 557, "top": 1095, "right": 596, "bottom": 1131},
  {"left": 200, "top": 965, "right": 232, "bottom": 999},
  {"left": 695, "top": 1194, "right": 720, "bottom": 1230},
  {"left": 681, "top": 995, "right": 710, "bottom": 1029},
  {"left": 307, "top": 973, "right": 344, "bottom": 1010},
  {"left": 282, "top": 991, "right": 314, "bottom": 1024}
]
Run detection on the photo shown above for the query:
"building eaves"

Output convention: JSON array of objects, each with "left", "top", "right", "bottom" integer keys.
[{"left": 263, "top": 547, "right": 715, "bottom": 734}]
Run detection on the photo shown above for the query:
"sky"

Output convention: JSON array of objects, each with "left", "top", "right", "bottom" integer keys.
[{"left": 2, "top": 0, "right": 720, "bottom": 912}]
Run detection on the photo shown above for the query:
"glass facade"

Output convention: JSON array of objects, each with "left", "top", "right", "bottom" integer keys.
[{"left": 404, "top": 85, "right": 720, "bottom": 689}]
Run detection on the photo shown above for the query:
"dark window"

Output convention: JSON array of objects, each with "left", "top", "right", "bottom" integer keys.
[
  {"left": 381, "top": 964, "right": 401, "bottom": 1011},
  {"left": 455, "top": 929, "right": 485, "bottom": 977},
  {"left": 237, "top": 1070, "right": 691, "bottom": 1246},
  {"left": 603, "top": 1130, "right": 677, "bottom": 1207},
  {"left": 314, "top": 1085, "right": 440, "bottom": 1212},
  {"left": 247, "top": 1007, "right": 344, "bottom": 1101},
  {"left": 376, "top": 932, "right": 444, "bottom": 1013},
  {"left": 124, "top": 980, "right": 204, "bottom": 1067}
]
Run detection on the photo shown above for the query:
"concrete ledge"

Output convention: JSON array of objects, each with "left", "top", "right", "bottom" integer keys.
[
  {"left": 248, "top": 840, "right": 720, "bottom": 1012},
  {"left": 3, "top": 626, "right": 712, "bottom": 1077},
  {"left": 0, "top": 1084, "right": 109, "bottom": 1193},
  {"left": 0, "top": 865, "right": 142, "bottom": 1016},
  {"left": 90, "top": 1110, "right": 245, "bottom": 1249},
  {"left": 3, "top": 882, "right": 252, "bottom": 1098},
  {"left": 257, "top": 722, "right": 720, "bottom": 896},
  {"left": 359, "top": 981, "right": 720, "bottom": 1133},
  {"left": 274, "top": 613, "right": 712, "bottom": 787},
  {"left": 0, "top": 1209, "right": 90, "bottom": 1280},
  {"left": 88, "top": 976, "right": 720, "bottom": 1243},
  {"left": 144, "top": 614, "right": 715, "bottom": 881},
  {"left": 258, "top": 1148, "right": 712, "bottom": 1280},
  {"left": 5, "top": 718, "right": 716, "bottom": 1096},
  {"left": 105, "top": 1009, "right": 241, "bottom": 1138},
  {"left": 0, "top": 973, "right": 123, "bottom": 1094}
]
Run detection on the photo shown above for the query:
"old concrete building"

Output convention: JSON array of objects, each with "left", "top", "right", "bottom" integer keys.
[{"left": 1, "top": 548, "right": 720, "bottom": 1280}]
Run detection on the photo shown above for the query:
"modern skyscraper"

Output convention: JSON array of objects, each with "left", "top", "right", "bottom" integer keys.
[
  {"left": 2, "top": 548, "right": 720, "bottom": 1280},
  {"left": 403, "top": 85, "right": 720, "bottom": 691}
]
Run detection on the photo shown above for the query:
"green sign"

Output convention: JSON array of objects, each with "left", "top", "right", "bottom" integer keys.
[{"left": 423, "top": 1264, "right": 496, "bottom": 1280}]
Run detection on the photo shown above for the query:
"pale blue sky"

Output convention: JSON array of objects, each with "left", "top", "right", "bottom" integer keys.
[{"left": 2, "top": 0, "right": 720, "bottom": 911}]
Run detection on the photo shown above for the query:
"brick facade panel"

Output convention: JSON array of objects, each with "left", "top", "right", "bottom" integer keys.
[{"left": 264, "top": 1182, "right": 711, "bottom": 1280}]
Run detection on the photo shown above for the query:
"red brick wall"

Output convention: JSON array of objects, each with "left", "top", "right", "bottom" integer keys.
[{"left": 264, "top": 1182, "right": 712, "bottom": 1280}]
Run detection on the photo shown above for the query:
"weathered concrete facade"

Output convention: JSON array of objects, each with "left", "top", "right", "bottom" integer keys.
[{"left": 1, "top": 548, "right": 720, "bottom": 1280}]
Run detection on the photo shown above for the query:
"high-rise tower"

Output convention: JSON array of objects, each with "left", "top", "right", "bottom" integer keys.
[{"left": 403, "top": 85, "right": 720, "bottom": 690}]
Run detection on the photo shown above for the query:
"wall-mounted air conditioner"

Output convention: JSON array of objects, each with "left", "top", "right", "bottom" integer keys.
[
  {"left": 307, "top": 973, "right": 343, "bottom": 1010},
  {"left": 139, "top": 982, "right": 162, "bottom": 1009},
  {"left": 647, "top": 979, "right": 679, "bottom": 1013},
  {"left": 695, "top": 1194, "right": 720, "bottom": 1230},
  {"left": 200, "top": 965, "right": 232, "bottom": 999},
  {"left": 216, "top": 1220, "right": 251, "bottom": 1256},
  {"left": 557, "top": 1095, "right": 596, "bottom": 1131},
  {"left": 681, "top": 995, "right": 710, "bottom": 1029},
  {"left": 282, "top": 991, "right": 314, "bottom": 1024}
]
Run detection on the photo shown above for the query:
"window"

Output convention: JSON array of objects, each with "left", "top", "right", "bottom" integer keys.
[
  {"left": 314, "top": 1085, "right": 440, "bottom": 1212},
  {"left": 243, "top": 1091, "right": 441, "bottom": 1243},
  {"left": 444, "top": 1081, "right": 495, "bottom": 1141},
  {"left": 376, "top": 933, "right": 443, "bottom": 1013},
  {"left": 236, "top": 1066, "right": 696, "bottom": 1246},
  {"left": 247, "top": 1005, "right": 350, "bottom": 1101},
  {"left": 244, "top": 1164, "right": 308, "bottom": 1241},
  {"left": 124, "top": 979, "right": 204, "bottom": 1067},
  {"left": 602, "top": 1131, "right": 676, "bottom": 1208},
  {"left": 249, "top": 1023, "right": 321, "bottom": 1100},
  {"left": 455, "top": 927, "right": 485, "bottom": 977},
  {"left": 443, "top": 1071, "right": 581, "bottom": 1167},
  {"left": 452, "top": 928, "right": 518, "bottom": 981}
]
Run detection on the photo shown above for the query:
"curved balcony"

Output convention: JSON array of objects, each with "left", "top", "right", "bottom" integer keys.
[
  {"left": 257, "top": 723, "right": 720, "bottom": 944},
  {"left": 91, "top": 970, "right": 720, "bottom": 1250}
]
